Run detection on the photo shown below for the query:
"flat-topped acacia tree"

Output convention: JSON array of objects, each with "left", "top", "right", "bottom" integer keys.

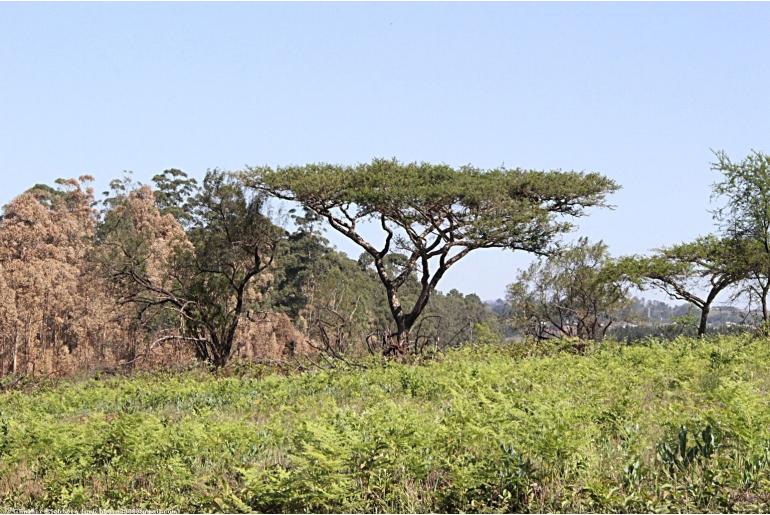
[
  {"left": 245, "top": 159, "right": 618, "bottom": 355},
  {"left": 615, "top": 235, "right": 746, "bottom": 337}
]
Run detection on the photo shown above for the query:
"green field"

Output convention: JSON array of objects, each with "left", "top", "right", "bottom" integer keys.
[{"left": 2, "top": 336, "right": 770, "bottom": 512}]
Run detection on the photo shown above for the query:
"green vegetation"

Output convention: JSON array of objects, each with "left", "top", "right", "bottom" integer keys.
[
  {"left": 712, "top": 150, "right": 770, "bottom": 323},
  {"left": 6, "top": 153, "right": 770, "bottom": 513},
  {"left": 3, "top": 335, "right": 770, "bottom": 512},
  {"left": 246, "top": 159, "right": 617, "bottom": 354},
  {"left": 616, "top": 235, "right": 746, "bottom": 336},
  {"left": 508, "top": 237, "right": 629, "bottom": 342}
]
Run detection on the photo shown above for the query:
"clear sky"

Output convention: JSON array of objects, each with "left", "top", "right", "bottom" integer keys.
[{"left": 2, "top": 2, "right": 770, "bottom": 301}]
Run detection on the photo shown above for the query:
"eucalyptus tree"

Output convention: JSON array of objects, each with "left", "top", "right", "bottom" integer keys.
[
  {"left": 151, "top": 168, "right": 199, "bottom": 226},
  {"left": 245, "top": 159, "right": 618, "bottom": 355},
  {"left": 0, "top": 177, "right": 122, "bottom": 376},
  {"left": 617, "top": 235, "right": 745, "bottom": 337}
]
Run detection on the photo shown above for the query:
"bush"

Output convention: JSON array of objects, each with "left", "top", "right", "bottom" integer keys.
[{"left": 2, "top": 335, "right": 770, "bottom": 512}]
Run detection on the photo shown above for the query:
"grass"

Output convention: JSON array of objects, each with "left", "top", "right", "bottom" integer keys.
[{"left": 2, "top": 335, "right": 770, "bottom": 512}]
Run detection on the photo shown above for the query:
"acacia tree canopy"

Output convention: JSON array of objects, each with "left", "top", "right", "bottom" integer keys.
[
  {"left": 615, "top": 235, "right": 745, "bottom": 336},
  {"left": 245, "top": 159, "right": 619, "bottom": 354}
]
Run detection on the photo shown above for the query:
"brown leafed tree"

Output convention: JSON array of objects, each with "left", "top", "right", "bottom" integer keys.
[{"left": 0, "top": 177, "right": 128, "bottom": 376}]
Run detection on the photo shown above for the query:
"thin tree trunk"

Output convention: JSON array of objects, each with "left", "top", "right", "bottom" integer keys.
[
  {"left": 11, "top": 330, "right": 18, "bottom": 374},
  {"left": 395, "top": 330, "right": 409, "bottom": 355},
  {"left": 24, "top": 316, "right": 31, "bottom": 377}
]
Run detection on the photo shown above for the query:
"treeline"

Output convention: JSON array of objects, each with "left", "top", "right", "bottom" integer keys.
[
  {"left": 505, "top": 150, "right": 770, "bottom": 342},
  {"left": 3, "top": 151, "right": 766, "bottom": 377},
  {"left": 0, "top": 169, "right": 500, "bottom": 377},
  {"left": 489, "top": 295, "right": 750, "bottom": 341}
]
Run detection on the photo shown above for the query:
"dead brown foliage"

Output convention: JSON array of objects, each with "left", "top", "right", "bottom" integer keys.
[{"left": 0, "top": 179, "right": 311, "bottom": 378}]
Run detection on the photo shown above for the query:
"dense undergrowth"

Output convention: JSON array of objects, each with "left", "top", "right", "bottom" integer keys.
[{"left": 2, "top": 336, "right": 770, "bottom": 512}]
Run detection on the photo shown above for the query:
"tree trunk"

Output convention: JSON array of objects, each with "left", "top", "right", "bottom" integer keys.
[
  {"left": 697, "top": 305, "right": 710, "bottom": 337},
  {"left": 11, "top": 331, "right": 18, "bottom": 374},
  {"left": 385, "top": 316, "right": 409, "bottom": 356},
  {"left": 208, "top": 329, "right": 234, "bottom": 369},
  {"left": 380, "top": 283, "right": 410, "bottom": 356},
  {"left": 395, "top": 330, "right": 409, "bottom": 355}
]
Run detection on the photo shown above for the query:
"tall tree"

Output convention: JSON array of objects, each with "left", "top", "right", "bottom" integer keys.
[
  {"left": 0, "top": 177, "right": 127, "bottom": 376},
  {"left": 712, "top": 150, "right": 770, "bottom": 323},
  {"left": 152, "top": 168, "right": 199, "bottom": 226},
  {"left": 245, "top": 159, "right": 618, "bottom": 355},
  {"left": 616, "top": 235, "right": 744, "bottom": 337},
  {"left": 507, "top": 238, "right": 629, "bottom": 342}
]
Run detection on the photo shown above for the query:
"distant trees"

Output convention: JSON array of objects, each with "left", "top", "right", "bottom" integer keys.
[
  {"left": 246, "top": 159, "right": 618, "bottom": 355},
  {"left": 269, "top": 218, "right": 390, "bottom": 344},
  {"left": 616, "top": 236, "right": 745, "bottom": 337},
  {"left": 151, "top": 168, "right": 199, "bottom": 225},
  {"left": 271, "top": 225, "right": 501, "bottom": 357},
  {"left": 591, "top": 150, "right": 770, "bottom": 339},
  {"left": 507, "top": 238, "right": 629, "bottom": 342},
  {"left": 1, "top": 162, "right": 532, "bottom": 375},
  {"left": 421, "top": 289, "right": 500, "bottom": 349}
]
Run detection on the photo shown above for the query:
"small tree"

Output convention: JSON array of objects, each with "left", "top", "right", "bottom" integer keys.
[
  {"left": 245, "top": 159, "right": 618, "bottom": 355},
  {"left": 616, "top": 235, "right": 744, "bottom": 337},
  {"left": 507, "top": 238, "right": 629, "bottom": 342},
  {"left": 103, "top": 170, "right": 282, "bottom": 367},
  {"left": 712, "top": 150, "right": 770, "bottom": 322}
]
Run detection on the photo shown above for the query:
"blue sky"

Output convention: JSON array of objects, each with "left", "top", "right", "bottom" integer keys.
[{"left": 2, "top": 2, "right": 769, "bottom": 301}]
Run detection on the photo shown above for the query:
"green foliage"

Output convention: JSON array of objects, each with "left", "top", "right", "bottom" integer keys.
[
  {"left": 171, "top": 170, "right": 284, "bottom": 364},
  {"left": 268, "top": 227, "right": 392, "bottom": 343},
  {"left": 616, "top": 235, "right": 745, "bottom": 335},
  {"left": 508, "top": 237, "right": 629, "bottom": 341},
  {"left": 99, "top": 170, "right": 283, "bottom": 367},
  {"left": 247, "top": 159, "right": 618, "bottom": 251},
  {"left": 151, "top": 168, "right": 198, "bottom": 225},
  {"left": 617, "top": 235, "right": 743, "bottom": 288},
  {"left": 712, "top": 150, "right": 770, "bottom": 244},
  {"left": 3, "top": 336, "right": 770, "bottom": 512},
  {"left": 712, "top": 150, "right": 770, "bottom": 322},
  {"left": 246, "top": 159, "right": 618, "bottom": 353},
  {"left": 656, "top": 425, "right": 718, "bottom": 474},
  {"left": 269, "top": 227, "right": 501, "bottom": 354}
]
